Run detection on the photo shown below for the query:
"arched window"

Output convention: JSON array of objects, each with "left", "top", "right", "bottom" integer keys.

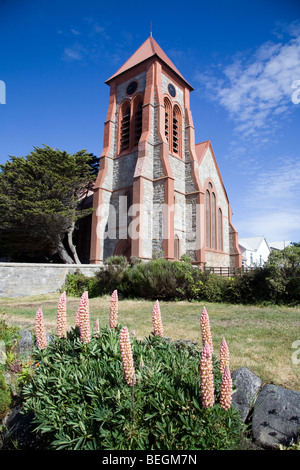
[
  {"left": 206, "top": 183, "right": 218, "bottom": 249},
  {"left": 206, "top": 190, "right": 211, "bottom": 248},
  {"left": 172, "top": 105, "right": 181, "bottom": 155},
  {"left": 211, "top": 192, "right": 216, "bottom": 249},
  {"left": 164, "top": 98, "right": 182, "bottom": 158},
  {"left": 174, "top": 234, "right": 180, "bottom": 260},
  {"left": 164, "top": 97, "right": 172, "bottom": 144},
  {"left": 134, "top": 99, "right": 143, "bottom": 146},
  {"left": 118, "top": 94, "right": 144, "bottom": 154},
  {"left": 120, "top": 103, "right": 130, "bottom": 152},
  {"left": 218, "top": 208, "right": 223, "bottom": 251}
]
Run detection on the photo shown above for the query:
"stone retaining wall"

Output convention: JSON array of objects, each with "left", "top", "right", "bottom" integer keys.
[{"left": 0, "top": 263, "right": 102, "bottom": 298}]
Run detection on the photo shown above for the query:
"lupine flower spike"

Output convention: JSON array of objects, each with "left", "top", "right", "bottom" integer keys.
[
  {"left": 120, "top": 326, "right": 136, "bottom": 386},
  {"left": 93, "top": 319, "right": 100, "bottom": 337},
  {"left": 152, "top": 300, "right": 163, "bottom": 337},
  {"left": 35, "top": 308, "right": 47, "bottom": 350},
  {"left": 200, "top": 307, "right": 213, "bottom": 355},
  {"left": 220, "top": 366, "right": 233, "bottom": 410},
  {"left": 109, "top": 290, "right": 118, "bottom": 329},
  {"left": 219, "top": 337, "right": 230, "bottom": 375},
  {"left": 79, "top": 291, "right": 91, "bottom": 344},
  {"left": 57, "top": 291, "right": 67, "bottom": 338},
  {"left": 200, "top": 342, "right": 215, "bottom": 408},
  {"left": 75, "top": 305, "right": 81, "bottom": 328}
]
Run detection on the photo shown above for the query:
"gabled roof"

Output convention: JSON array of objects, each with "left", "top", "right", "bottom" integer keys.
[
  {"left": 195, "top": 140, "right": 229, "bottom": 204},
  {"left": 269, "top": 241, "right": 291, "bottom": 250},
  {"left": 239, "top": 237, "right": 269, "bottom": 252},
  {"left": 106, "top": 35, "right": 193, "bottom": 90}
]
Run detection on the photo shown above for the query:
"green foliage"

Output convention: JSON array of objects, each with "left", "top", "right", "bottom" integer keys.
[
  {"left": 95, "top": 256, "right": 129, "bottom": 296},
  {"left": 0, "top": 145, "right": 96, "bottom": 263},
  {"left": 63, "top": 270, "right": 101, "bottom": 298},
  {"left": 0, "top": 369, "right": 11, "bottom": 418},
  {"left": 65, "top": 243, "right": 300, "bottom": 304},
  {"left": 22, "top": 327, "right": 244, "bottom": 450},
  {"left": 0, "top": 313, "right": 20, "bottom": 352},
  {"left": 121, "top": 258, "right": 203, "bottom": 301},
  {"left": 264, "top": 244, "right": 300, "bottom": 304},
  {"left": 198, "top": 274, "right": 234, "bottom": 303}
]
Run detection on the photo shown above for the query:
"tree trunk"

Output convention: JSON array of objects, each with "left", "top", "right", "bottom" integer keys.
[
  {"left": 67, "top": 221, "right": 81, "bottom": 264},
  {"left": 56, "top": 237, "right": 75, "bottom": 264}
]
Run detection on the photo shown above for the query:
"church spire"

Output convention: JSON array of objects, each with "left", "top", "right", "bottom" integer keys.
[{"left": 105, "top": 35, "right": 193, "bottom": 90}]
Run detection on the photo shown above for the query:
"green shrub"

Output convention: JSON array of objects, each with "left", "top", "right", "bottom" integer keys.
[
  {"left": 0, "top": 313, "right": 20, "bottom": 352},
  {"left": 63, "top": 270, "right": 100, "bottom": 298},
  {"left": 0, "top": 369, "right": 11, "bottom": 418},
  {"left": 22, "top": 327, "right": 245, "bottom": 450},
  {"left": 121, "top": 258, "right": 203, "bottom": 301},
  {"left": 95, "top": 256, "right": 129, "bottom": 296},
  {"left": 197, "top": 274, "right": 233, "bottom": 303}
]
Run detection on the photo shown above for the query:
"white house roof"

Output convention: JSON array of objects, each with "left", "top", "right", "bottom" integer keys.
[
  {"left": 269, "top": 241, "right": 291, "bottom": 250},
  {"left": 238, "top": 236, "right": 269, "bottom": 252}
]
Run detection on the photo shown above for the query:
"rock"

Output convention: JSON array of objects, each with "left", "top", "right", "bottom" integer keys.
[
  {"left": 16, "top": 330, "right": 54, "bottom": 358},
  {"left": 252, "top": 384, "right": 300, "bottom": 449},
  {"left": 16, "top": 330, "right": 33, "bottom": 356},
  {"left": 2, "top": 406, "right": 44, "bottom": 449},
  {"left": 231, "top": 367, "right": 262, "bottom": 422}
]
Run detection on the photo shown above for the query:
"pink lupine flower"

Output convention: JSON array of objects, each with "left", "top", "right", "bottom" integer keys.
[
  {"left": 219, "top": 338, "right": 230, "bottom": 375},
  {"left": 57, "top": 291, "right": 67, "bottom": 338},
  {"left": 200, "top": 342, "right": 214, "bottom": 408},
  {"left": 220, "top": 366, "right": 232, "bottom": 410},
  {"left": 200, "top": 307, "right": 213, "bottom": 355},
  {"left": 152, "top": 300, "right": 163, "bottom": 337},
  {"left": 79, "top": 291, "right": 91, "bottom": 344},
  {"left": 75, "top": 305, "right": 81, "bottom": 328},
  {"left": 35, "top": 308, "right": 47, "bottom": 350},
  {"left": 109, "top": 290, "right": 118, "bottom": 329},
  {"left": 120, "top": 326, "right": 136, "bottom": 386}
]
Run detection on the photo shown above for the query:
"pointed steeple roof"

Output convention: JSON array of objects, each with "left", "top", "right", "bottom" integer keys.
[{"left": 106, "top": 36, "right": 193, "bottom": 90}]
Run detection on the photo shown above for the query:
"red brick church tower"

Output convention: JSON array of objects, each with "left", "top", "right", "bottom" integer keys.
[{"left": 90, "top": 35, "right": 241, "bottom": 268}]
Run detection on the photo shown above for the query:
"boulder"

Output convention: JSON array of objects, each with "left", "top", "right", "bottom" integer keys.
[
  {"left": 2, "top": 406, "right": 44, "bottom": 449},
  {"left": 16, "top": 330, "right": 33, "bottom": 356},
  {"left": 252, "top": 384, "right": 300, "bottom": 449},
  {"left": 16, "top": 330, "right": 54, "bottom": 357},
  {"left": 231, "top": 367, "right": 262, "bottom": 422}
]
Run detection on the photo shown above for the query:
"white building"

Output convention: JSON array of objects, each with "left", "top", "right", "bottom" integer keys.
[
  {"left": 269, "top": 241, "right": 291, "bottom": 251},
  {"left": 238, "top": 237, "right": 270, "bottom": 268}
]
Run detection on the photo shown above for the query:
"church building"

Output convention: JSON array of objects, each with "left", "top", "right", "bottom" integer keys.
[{"left": 89, "top": 35, "right": 242, "bottom": 268}]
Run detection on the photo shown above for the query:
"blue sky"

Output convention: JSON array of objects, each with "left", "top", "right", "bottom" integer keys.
[{"left": 0, "top": 0, "right": 300, "bottom": 243}]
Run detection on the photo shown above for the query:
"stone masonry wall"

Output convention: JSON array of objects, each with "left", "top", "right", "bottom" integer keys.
[{"left": 0, "top": 263, "right": 102, "bottom": 298}]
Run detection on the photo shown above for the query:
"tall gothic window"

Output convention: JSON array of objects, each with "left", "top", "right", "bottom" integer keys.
[
  {"left": 120, "top": 103, "right": 130, "bottom": 152},
  {"left": 134, "top": 99, "right": 143, "bottom": 146},
  {"left": 211, "top": 192, "right": 216, "bottom": 249},
  {"left": 206, "top": 190, "right": 211, "bottom": 248},
  {"left": 174, "top": 234, "right": 180, "bottom": 260},
  {"left": 164, "top": 98, "right": 182, "bottom": 158},
  {"left": 119, "top": 95, "right": 144, "bottom": 154},
  {"left": 218, "top": 208, "right": 223, "bottom": 251},
  {"left": 164, "top": 97, "right": 171, "bottom": 144},
  {"left": 172, "top": 105, "right": 181, "bottom": 155},
  {"left": 206, "top": 183, "right": 218, "bottom": 249}
]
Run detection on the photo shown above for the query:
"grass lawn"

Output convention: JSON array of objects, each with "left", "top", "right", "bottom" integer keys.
[{"left": 0, "top": 293, "right": 299, "bottom": 391}]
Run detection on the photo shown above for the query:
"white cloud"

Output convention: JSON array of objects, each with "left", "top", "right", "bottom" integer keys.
[
  {"left": 196, "top": 22, "right": 300, "bottom": 142},
  {"left": 236, "top": 155, "right": 300, "bottom": 240},
  {"left": 63, "top": 43, "right": 86, "bottom": 61}
]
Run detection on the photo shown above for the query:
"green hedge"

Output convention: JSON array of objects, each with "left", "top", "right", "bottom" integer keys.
[{"left": 63, "top": 249, "right": 300, "bottom": 305}]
